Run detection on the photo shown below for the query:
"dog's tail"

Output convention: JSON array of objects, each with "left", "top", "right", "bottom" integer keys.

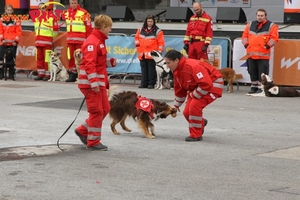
[
  {"left": 108, "top": 85, "right": 118, "bottom": 101},
  {"left": 234, "top": 73, "right": 243, "bottom": 81}
]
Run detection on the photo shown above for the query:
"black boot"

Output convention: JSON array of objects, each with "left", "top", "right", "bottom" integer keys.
[{"left": 65, "top": 72, "right": 77, "bottom": 82}]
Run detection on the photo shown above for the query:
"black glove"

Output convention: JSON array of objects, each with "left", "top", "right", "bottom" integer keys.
[
  {"left": 244, "top": 44, "right": 249, "bottom": 49},
  {"left": 264, "top": 44, "right": 270, "bottom": 49},
  {"left": 202, "top": 45, "right": 208, "bottom": 52},
  {"left": 183, "top": 44, "right": 189, "bottom": 53}
]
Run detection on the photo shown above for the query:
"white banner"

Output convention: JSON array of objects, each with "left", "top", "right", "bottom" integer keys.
[
  {"left": 232, "top": 38, "right": 274, "bottom": 83},
  {"left": 170, "top": 0, "right": 251, "bottom": 8}
]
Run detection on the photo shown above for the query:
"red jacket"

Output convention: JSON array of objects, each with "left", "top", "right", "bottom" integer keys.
[
  {"left": 78, "top": 28, "right": 115, "bottom": 89},
  {"left": 184, "top": 12, "right": 213, "bottom": 46},
  {"left": 173, "top": 57, "right": 223, "bottom": 108},
  {"left": 63, "top": 5, "right": 92, "bottom": 44},
  {"left": 0, "top": 15, "right": 22, "bottom": 45}
]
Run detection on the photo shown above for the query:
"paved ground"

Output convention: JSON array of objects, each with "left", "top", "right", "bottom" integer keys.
[{"left": 0, "top": 72, "right": 299, "bottom": 200}]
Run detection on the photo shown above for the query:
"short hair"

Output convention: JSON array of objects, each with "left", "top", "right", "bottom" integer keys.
[
  {"left": 94, "top": 14, "right": 113, "bottom": 29},
  {"left": 257, "top": 8, "right": 267, "bottom": 16},
  {"left": 5, "top": 4, "right": 13, "bottom": 11},
  {"left": 143, "top": 15, "right": 156, "bottom": 29},
  {"left": 164, "top": 50, "right": 183, "bottom": 61}
]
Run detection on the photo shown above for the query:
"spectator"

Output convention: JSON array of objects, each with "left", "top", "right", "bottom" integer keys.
[
  {"left": 183, "top": 2, "right": 213, "bottom": 60},
  {"left": 164, "top": 50, "right": 223, "bottom": 142},
  {"left": 134, "top": 15, "right": 165, "bottom": 89},
  {"left": 34, "top": 2, "right": 59, "bottom": 81},
  {"left": 64, "top": 0, "right": 92, "bottom": 82},
  {"left": 75, "top": 14, "right": 116, "bottom": 150},
  {"left": 242, "top": 8, "right": 279, "bottom": 94},
  {"left": 0, "top": 4, "right": 22, "bottom": 79}
]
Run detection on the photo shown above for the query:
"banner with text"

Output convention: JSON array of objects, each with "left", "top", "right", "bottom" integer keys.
[
  {"left": 170, "top": 0, "right": 251, "bottom": 8},
  {"left": 16, "top": 31, "right": 229, "bottom": 75}
]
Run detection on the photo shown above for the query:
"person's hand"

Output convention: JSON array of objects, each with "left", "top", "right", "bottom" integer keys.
[
  {"left": 183, "top": 44, "right": 189, "bottom": 54},
  {"left": 202, "top": 45, "right": 208, "bottom": 52},
  {"left": 110, "top": 58, "right": 116, "bottom": 67},
  {"left": 264, "top": 44, "right": 270, "bottom": 49},
  {"left": 92, "top": 86, "right": 100, "bottom": 92},
  {"left": 174, "top": 105, "right": 180, "bottom": 112},
  {"left": 12, "top": 41, "right": 17, "bottom": 46},
  {"left": 244, "top": 44, "right": 249, "bottom": 49}
]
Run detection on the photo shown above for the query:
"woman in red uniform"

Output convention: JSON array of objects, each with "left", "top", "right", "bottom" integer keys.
[
  {"left": 0, "top": 4, "right": 22, "bottom": 79},
  {"left": 74, "top": 14, "right": 116, "bottom": 150},
  {"left": 165, "top": 50, "right": 223, "bottom": 142}
]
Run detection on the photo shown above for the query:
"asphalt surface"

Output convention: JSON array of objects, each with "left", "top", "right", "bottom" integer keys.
[{"left": 0, "top": 72, "right": 299, "bottom": 200}]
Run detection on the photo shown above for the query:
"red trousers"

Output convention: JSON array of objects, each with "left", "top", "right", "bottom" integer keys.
[
  {"left": 76, "top": 88, "right": 110, "bottom": 147},
  {"left": 188, "top": 41, "right": 208, "bottom": 60},
  {"left": 183, "top": 93, "right": 217, "bottom": 138},
  {"left": 36, "top": 46, "right": 52, "bottom": 78},
  {"left": 68, "top": 43, "right": 82, "bottom": 73}
]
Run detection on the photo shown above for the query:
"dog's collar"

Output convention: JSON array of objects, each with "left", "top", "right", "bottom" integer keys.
[{"left": 52, "top": 62, "right": 62, "bottom": 74}]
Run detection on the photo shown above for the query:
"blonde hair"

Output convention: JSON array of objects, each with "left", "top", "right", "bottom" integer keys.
[
  {"left": 4, "top": 4, "right": 13, "bottom": 14},
  {"left": 94, "top": 14, "right": 113, "bottom": 29}
]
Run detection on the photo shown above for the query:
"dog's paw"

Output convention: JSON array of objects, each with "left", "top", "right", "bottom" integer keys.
[{"left": 146, "top": 135, "right": 155, "bottom": 139}]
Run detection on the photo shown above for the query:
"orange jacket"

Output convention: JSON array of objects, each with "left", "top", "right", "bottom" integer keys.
[
  {"left": 63, "top": 5, "right": 92, "bottom": 44},
  {"left": 184, "top": 12, "right": 213, "bottom": 45},
  {"left": 134, "top": 26, "right": 165, "bottom": 60},
  {"left": 173, "top": 57, "right": 223, "bottom": 108},
  {"left": 242, "top": 20, "right": 279, "bottom": 60},
  {"left": 0, "top": 15, "right": 22, "bottom": 46}
]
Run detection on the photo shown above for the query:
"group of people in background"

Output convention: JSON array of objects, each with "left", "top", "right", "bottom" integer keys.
[
  {"left": 0, "top": 1, "right": 279, "bottom": 146},
  {"left": 33, "top": 0, "right": 91, "bottom": 82}
]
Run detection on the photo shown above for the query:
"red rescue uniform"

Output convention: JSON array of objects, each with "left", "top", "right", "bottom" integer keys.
[
  {"left": 173, "top": 57, "right": 223, "bottom": 138},
  {"left": 76, "top": 28, "right": 115, "bottom": 147},
  {"left": 184, "top": 12, "right": 213, "bottom": 60},
  {"left": 64, "top": 5, "right": 92, "bottom": 74}
]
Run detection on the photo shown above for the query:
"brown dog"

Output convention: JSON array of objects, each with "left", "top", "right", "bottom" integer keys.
[
  {"left": 74, "top": 49, "right": 82, "bottom": 82},
  {"left": 199, "top": 59, "right": 243, "bottom": 93},
  {"left": 108, "top": 87, "right": 177, "bottom": 139},
  {"left": 218, "top": 68, "right": 243, "bottom": 93}
]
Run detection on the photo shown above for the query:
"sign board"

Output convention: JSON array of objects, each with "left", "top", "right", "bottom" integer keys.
[{"left": 170, "top": 0, "right": 251, "bottom": 8}]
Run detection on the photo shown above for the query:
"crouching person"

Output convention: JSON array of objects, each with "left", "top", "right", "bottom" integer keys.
[{"left": 164, "top": 50, "right": 223, "bottom": 142}]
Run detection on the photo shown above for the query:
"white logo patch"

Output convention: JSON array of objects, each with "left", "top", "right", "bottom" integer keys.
[
  {"left": 87, "top": 45, "right": 94, "bottom": 52},
  {"left": 100, "top": 44, "right": 104, "bottom": 48},
  {"left": 196, "top": 72, "right": 203, "bottom": 79}
]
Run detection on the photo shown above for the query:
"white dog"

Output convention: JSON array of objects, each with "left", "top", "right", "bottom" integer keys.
[
  {"left": 150, "top": 50, "right": 173, "bottom": 89},
  {"left": 48, "top": 51, "right": 69, "bottom": 82}
]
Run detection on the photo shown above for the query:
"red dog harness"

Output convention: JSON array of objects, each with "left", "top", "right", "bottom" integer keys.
[{"left": 135, "top": 96, "right": 155, "bottom": 119}]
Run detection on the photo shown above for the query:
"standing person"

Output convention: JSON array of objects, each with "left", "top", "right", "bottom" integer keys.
[
  {"left": 242, "top": 8, "right": 279, "bottom": 94},
  {"left": 64, "top": 0, "right": 92, "bottom": 82},
  {"left": 164, "top": 50, "right": 223, "bottom": 142},
  {"left": 0, "top": 4, "right": 22, "bottom": 79},
  {"left": 183, "top": 2, "right": 213, "bottom": 60},
  {"left": 75, "top": 14, "right": 116, "bottom": 150},
  {"left": 34, "top": 3, "right": 59, "bottom": 81},
  {"left": 134, "top": 15, "right": 165, "bottom": 89}
]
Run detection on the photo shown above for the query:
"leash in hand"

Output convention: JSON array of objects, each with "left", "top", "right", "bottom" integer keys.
[{"left": 56, "top": 90, "right": 90, "bottom": 151}]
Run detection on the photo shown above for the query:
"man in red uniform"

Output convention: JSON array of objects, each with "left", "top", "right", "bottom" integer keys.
[
  {"left": 33, "top": 3, "right": 59, "bottom": 81},
  {"left": 74, "top": 14, "right": 116, "bottom": 150},
  {"left": 164, "top": 50, "right": 223, "bottom": 142},
  {"left": 64, "top": 0, "right": 92, "bottom": 82},
  {"left": 242, "top": 8, "right": 278, "bottom": 94},
  {"left": 183, "top": 2, "right": 213, "bottom": 60}
]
